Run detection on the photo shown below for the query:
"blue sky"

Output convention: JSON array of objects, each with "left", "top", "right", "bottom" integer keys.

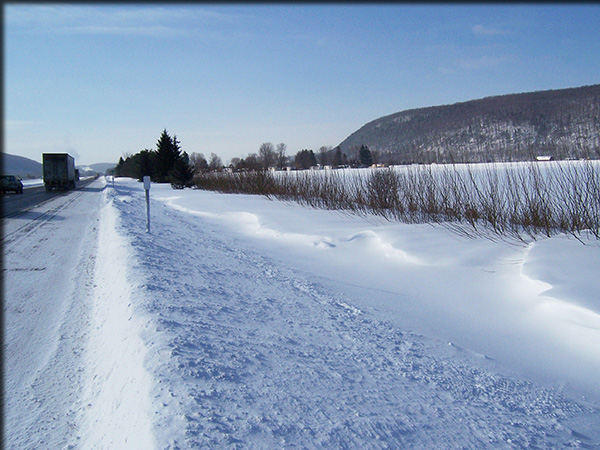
[{"left": 5, "top": 4, "right": 600, "bottom": 166}]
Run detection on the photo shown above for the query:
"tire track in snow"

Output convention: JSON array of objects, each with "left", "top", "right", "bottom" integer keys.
[
  {"left": 3, "top": 182, "right": 102, "bottom": 450},
  {"left": 1, "top": 191, "right": 84, "bottom": 246}
]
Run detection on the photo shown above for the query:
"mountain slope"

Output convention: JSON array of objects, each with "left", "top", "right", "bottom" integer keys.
[
  {"left": 2, "top": 153, "right": 43, "bottom": 178},
  {"left": 338, "top": 84, "right": 600, "bottom": 163},
  {"left": 78, "top": 163, "right": 117, "bottom": 176},
  {"left": 1, "top": 153, "right": 116, "bottom": 178}
]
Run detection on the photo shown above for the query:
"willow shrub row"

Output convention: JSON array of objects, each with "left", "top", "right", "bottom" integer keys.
[{"left": 194, "top": 161, "right": 600, "bottom": 240}]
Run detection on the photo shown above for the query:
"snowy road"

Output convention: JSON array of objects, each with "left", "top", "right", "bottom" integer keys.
[
  {"left": 3, "top": 176, "right": 600, "bottom": 449},
  {"left": 1, "top": 177, "right": 97, "bottom": 218},
  {"left": 3, "top": 181, "right": 103, "bottom": 449}
]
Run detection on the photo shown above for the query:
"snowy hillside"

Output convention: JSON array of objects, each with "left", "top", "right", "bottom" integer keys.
[
  {"left": 2, "top": 153, "right": 43, "bottom": 178},
  {"left": 4, "top": 176, "right": 600, "bottom": 449},
  {"left": 338, "top": 84, "right": 600, "bottom": 163}
]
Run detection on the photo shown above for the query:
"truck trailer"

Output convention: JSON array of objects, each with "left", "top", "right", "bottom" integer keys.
[{"left": 43, "top": 153, "right": 78, "bottom": 191}]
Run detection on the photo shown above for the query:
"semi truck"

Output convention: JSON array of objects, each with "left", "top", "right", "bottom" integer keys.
[{"left": 43, "top": 153, "right": 78, "bottom": 191}]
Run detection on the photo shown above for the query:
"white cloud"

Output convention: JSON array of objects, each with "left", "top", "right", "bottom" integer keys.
[
  {"left": 5, "top": 5, "right": 237, "bottom": 37},
  {"left": 4, "top": 120, "right": 37, "bottom": 130},
  {"left": 60, "top": 24, "right": 188, "bottom": 38},
  {"left": 472, "top": 24, "right": 507, "bottom": 36},
  {"left": 438, "top": 54, "right": 513, "bottom": 74},
  {"left": 457, "top": 54, "right": 512, "bottom": 70}
]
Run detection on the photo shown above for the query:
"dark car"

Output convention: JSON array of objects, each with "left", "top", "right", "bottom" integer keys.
[
  {"left": 0, "top": 175, "right": 24, "bottom": 194},
  {"left": 171, "top": 181, "right": 195, "bottom": 190}
]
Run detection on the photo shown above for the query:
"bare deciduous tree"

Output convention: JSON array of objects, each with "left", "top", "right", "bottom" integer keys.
[
  {"left": 318, "top": 146, "right": 333, "bottom": 166},
  {"left": 276, "top": 143, "right": 288, "bottom": 168},
  {"left": 259, "top": 142, "right": 277, "bottom": 170},
  {"left": 209, "top": 153, "right": 223, "bottom": 171},
  {"left": 190, "top": 152, "right": 208, "bottom": 173}
]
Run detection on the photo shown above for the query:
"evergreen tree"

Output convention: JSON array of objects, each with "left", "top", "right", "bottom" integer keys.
[
  {"left": 115, "top": 156, "right": 125, "bottom": 176},
  {"left": 294, "top": 149, "right": 318, "bottom": 170},
  {"left": 333, "top": 146, "right": 343, "bottom": 167},
  {"left": 115, "top": 153, "right": 141, "bottom": 178},
  {"left": 137, "top": 149, "right": 154, "bottom": 181},
  {"left": 359, "top": 145, "right": 374, "bottom": 167},
  {"left": 169, "top": 151, "right": 195, "bottom": 187},
  {"left": 309, "top": 150, "right": 318, "bottom": 167},
  {"left": 172, "top": 134, "right": 182, "bottom": 160},
  {"left": 155, "top": 129, "right": 178, "bottom": 182}
]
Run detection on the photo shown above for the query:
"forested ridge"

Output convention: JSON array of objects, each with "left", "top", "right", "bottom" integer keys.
[{"left": 338, "top": 84, "right": 600, "bottom": 164}]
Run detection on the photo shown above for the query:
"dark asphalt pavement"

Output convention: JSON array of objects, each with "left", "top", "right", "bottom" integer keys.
[{"left": 1, "top": 177, "right": 98, "bottom": 218}]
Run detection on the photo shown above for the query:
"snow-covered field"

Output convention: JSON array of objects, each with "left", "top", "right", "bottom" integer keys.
[
  {"left": 21, "top": 178, "right": 43, "bottom": 188},
  {"left": 4, "top": 176, "right": 600, "bottom": 449}
]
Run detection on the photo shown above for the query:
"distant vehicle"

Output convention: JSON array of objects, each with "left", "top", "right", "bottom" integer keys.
[
  {"left": 0, "top": 175, "right": 24, "bottom": 194},
  {"left": 43, "top": 153, "right": 78, "bottom": 191},
  {"left": 171, "top": 181, "right": 194, "bottom": 190}
]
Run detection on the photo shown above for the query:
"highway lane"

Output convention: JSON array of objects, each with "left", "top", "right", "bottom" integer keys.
[
  {"left": 0, "top": 177, "right": 98, "bottom": 218},
  {"left": 3, "top": 176, "right": 105, "bottom": 449}
]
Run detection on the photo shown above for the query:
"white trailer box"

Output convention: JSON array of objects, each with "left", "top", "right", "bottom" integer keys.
[{"left": 43, "top": 153, "right": 76, "bottom": 191}]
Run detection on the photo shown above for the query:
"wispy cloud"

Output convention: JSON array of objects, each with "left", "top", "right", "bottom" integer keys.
[
  {"left": 458, "top": 54, "right": 512, "bottom": 70},
  {"left": 59, "top": 24, "right": 189, "bottom": 38},
  {"left": 6, "top": 5, "right": 238, "bottom": 37},
  {"left": 439, "top": 53, "right": 513, "bottom": 74},
  {"left": 4, "top": 120, "right": 39, "bottom": 130},
  {"left": 472, "top": 24, "right": 507, "bottom": 37}
]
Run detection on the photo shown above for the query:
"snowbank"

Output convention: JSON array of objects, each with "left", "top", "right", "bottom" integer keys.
[
  {"left": 78, "top": 188, "right": 156, "bottom": 449},
  {"left": 154, "top": 181, "right": 600, "bottom": 402},
  {"left": 22, "top": 178, "right": 43, "bottom": 187},
  {"left": 111, "top": 177, "right": 599, "bottom": 448}
]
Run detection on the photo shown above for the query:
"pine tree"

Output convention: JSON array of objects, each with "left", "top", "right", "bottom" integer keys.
[
  {"left": 294, "top": 149, "right": 318, "bottom": 170},
  {"left": 155, "top": 129, "right": 178, "bottom": 182},
  {"left": 137, "top": 149, "right": 154, "bottom": 181},
  {"left": 172, "top": 135, "right": 182, "bottom": 160},
  {"left": 115, "top": 156, "right": 125, "bottom": 176},
  {"left": 333, "top": 146, "right": 343, "bottom": 167},
  {"left": 309, "top": 150, "right": 317, "bottom": 167},
  {"left": 169, "top": 151, "right": 195, "bottom": 187},
  {"left": 359, "top": 145, "right": 374, "bottom": 167},
  {"left": 342, "top": 153, "right": 349, "bottom": 166}
]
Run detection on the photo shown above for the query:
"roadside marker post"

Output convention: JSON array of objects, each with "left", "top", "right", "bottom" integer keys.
[{"left": 143, "top": 176, "right": 151, "bottom": 233}]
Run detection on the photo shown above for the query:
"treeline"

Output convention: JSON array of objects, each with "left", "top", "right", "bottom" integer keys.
[
  {"left": 113, "top": 129, "right": 195, "bottom": 185},
  {"left": 113, "top": 133, "right": 381, "bottom": 183},
  {"left": 230, "top": 143, "right": 376, "bottom": 171}
]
